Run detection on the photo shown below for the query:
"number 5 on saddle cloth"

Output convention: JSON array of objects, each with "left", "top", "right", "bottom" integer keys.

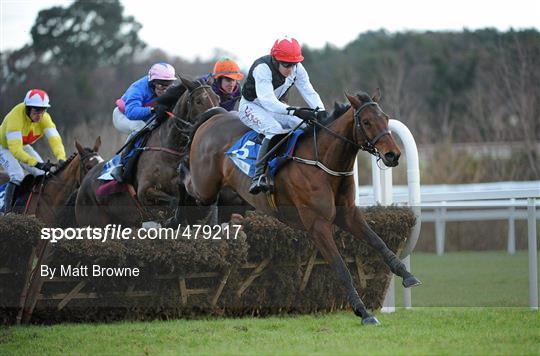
[{"left": 225, "top": 129, "right": 304, "bottom": 189}]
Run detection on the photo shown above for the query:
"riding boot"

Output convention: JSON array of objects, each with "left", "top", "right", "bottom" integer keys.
[
  {"left": 111, "top": 133, "right": 139, "bottom": 183},
  {"left": 2, "top": 182, "right": 17, "bottom": 215},
  {"left": 249, "top": 138, "right": 272, "bottom": 195}
]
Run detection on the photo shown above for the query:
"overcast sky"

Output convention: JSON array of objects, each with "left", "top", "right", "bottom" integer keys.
[{"left": 1, "top": 0, "right": 539, "bottom": 69}]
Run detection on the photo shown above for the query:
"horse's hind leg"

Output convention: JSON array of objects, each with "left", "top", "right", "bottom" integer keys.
[
  {"left": 301, "top": 212, "right": 379, "bottom": 325},
  {"left": 336, "top": 206, "right": 421, "bottom": 288}
]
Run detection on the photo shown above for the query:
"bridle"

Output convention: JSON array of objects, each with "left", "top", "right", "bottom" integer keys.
[
  {"left": 292, "top": 101, "right": 392, "bottom": 176},
  {"left": 77, "top": 149, "right": 102, "bottom": 183},
  {"left": 313, "top": 100, "right": 391, "bottom": 156},
  {"left": 147, "top": 83, "right": 220, "bottom": 157},
  {"left": 184, "top": 84, "right": 219, "bottom": 119}
]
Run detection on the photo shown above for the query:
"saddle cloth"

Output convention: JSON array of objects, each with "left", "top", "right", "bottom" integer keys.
[
  {"left": 225, "top": 129, "right": 304, "bottom": 179},
  {"left": 0, "top": 176, "right": 36, "bottom": 212}
]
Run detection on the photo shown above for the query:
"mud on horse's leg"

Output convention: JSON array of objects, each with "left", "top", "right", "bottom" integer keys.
[
  {"left": 338, "top": 207, "right": 422, "bottom": 288},
  {"left": 308, "top": 217, "right": 380, "bottom": 325}
]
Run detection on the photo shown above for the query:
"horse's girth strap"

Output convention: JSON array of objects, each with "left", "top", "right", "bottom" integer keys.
[
  {"left": 291, "top": 156, "right": 354, "bottom": 176},
  {"left": 265, "top": 192, "right": 278, "bottom": 212},
  {"left": 138, "top": 146, "right": 183, "bottom": 157}
]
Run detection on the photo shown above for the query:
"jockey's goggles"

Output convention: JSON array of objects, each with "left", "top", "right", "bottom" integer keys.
[
  {"left": 28, "top": 106, "right": 47, "bottom": 113},
  {"left": 279, "top": 61, "right": 298, "bottom": 68},
  {"left": 153, "top": 80, "right": 174, "bottom": 89}
]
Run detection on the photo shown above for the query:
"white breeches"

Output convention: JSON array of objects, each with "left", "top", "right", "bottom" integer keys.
[
  {"left": 238, "top": 100, "right": 304, "bottom": 139},
  {"left": 0, "top": 145, "right": 45, "bottom": 185},
  {"left": 112, "top": 107, "right": 147, "bottom": 141}
]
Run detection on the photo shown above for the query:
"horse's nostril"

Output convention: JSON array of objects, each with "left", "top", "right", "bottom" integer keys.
[{"left": 385, "top": 152, "right": 396, "bottom": 162}]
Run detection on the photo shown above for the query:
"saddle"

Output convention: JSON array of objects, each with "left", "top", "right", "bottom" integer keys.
[
  {"left": 226, "top": 129, "right": 304, "bottom": 187},
  {"left": 0, "top": 175, "right": 44, "bottom": 214},
  {"left": 118, "top": 127, "right": 152, "bottom": 184}
]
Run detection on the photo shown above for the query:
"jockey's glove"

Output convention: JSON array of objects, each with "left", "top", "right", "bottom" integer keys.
[
  {"left": 35, "top": 161, "right": 56, "bottom": 172},
  {"left": 288, "top": 107, "right": 318, "bottom": 123},
  {"left": 316, "top": 110, "right": 328, "bottom": 122},
  {"left": 151, "top": 104, "right": 169, "bottom": 117}
]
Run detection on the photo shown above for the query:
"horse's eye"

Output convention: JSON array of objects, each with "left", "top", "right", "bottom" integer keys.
[
  {"left": 363, "top": 120, "right": 370, "bottom": 127},
  {"left": 196, "top": 99, "right": 202, "bottom": 105}
]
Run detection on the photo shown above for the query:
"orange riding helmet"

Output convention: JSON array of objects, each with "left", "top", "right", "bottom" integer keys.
[{"left": 213, "top": 58, "right": 244, "bottom": 81}]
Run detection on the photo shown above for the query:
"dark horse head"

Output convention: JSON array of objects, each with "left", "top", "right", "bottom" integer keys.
[
  {"left": 75, "top": 78, "right": 221, "bottom": 227},
  {"left": 159, "top": 76, "right": 220, "bottom": 122},
  {"left": 344, "top": 89, "right": 401, "bottom": 167}
]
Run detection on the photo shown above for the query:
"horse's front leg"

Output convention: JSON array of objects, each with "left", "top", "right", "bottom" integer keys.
[
  {"left": 299, "top": 209, "right": 380, "bottom": 325},
  {"left": 336, "top": 205, "right": 421, "bottom": 288}
]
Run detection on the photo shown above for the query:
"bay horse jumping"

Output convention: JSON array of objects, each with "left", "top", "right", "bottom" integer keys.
[
  {"left": 0, "top": 137, "right": 103, "bottom": 226},
  {"left": 75, "top": 77, "right": 220, "bottom": 227},
  {"left": 180, "top": 90, "right": 421, "bottom": 325}
]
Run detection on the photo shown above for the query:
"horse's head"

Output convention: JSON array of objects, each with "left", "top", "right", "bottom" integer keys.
[
  {"left": 346, "top": 90, "right": 401, "bottom": 167},
  {"left": 175, "top": 76, "right": 220, "bottom": 121},
  {"left": 74, "top": 136, "right": 104, "bottom": 183}
]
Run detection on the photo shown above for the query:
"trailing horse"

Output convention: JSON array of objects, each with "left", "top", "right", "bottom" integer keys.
[
  {"left": 0, "top": 137, "right": 102, "bottom": 325},
  {"left": 179, "top": 90, "right": 421, "bottom": 325},
  {"left": 0, "top": 137, "right": 102, "bottom": 226},
  {"left": 75, "top": 77, "right": 221, "bottom": 227}
]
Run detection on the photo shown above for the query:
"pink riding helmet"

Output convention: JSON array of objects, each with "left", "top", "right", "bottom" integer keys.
[{"left": 148, "top": 62, "right": 176, "bottom": 81}]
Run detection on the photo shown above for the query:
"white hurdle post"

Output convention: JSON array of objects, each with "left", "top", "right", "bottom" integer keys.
[
  {"left": 527, "top": 198, "right": 538, "bottom": 309},
  {"left": 357, "top": 119, "right": 421, "bottom": 312}
]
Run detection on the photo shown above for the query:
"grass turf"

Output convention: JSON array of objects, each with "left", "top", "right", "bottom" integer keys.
[
  {"left": 1, "top": 251, "right": 538, "bottom": 355},
  {"left": 1, "top": 309, "right": 538, "bottom": 355}
]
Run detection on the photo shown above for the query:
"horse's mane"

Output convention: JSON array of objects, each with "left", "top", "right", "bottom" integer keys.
[
  {"left": 53, "top": 152, "right": 78, "bottom": 175},
  {"left": 156, "top": 79, "right": 208, "bottom": 109},
  {"left": 319, "top": 91, "right": 372, "bottom": 127},
  {"left": 156, "top": 84, "right": 187, "bottom": 109},
  {"left": 320, "top": 102, "right": 351, "bottom": 126},
  {"left": 51, "top": 146, "right": 94, "bottom": 177}
]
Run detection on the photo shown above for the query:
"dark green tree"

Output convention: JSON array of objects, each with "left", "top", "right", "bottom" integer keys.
[{"left": 29, "top": 0, "right": 145, "bottom": 68}]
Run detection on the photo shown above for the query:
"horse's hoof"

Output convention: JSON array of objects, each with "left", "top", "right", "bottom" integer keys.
[
  {"left": 362, "top": 316, "right": 380, "bottom": 326},
  {"left": 402, "top": 275, "right": 422, "bottom": 288}
]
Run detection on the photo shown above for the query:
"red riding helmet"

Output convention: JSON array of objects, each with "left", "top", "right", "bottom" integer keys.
[
  {"left": 24, "top": 89, "right": 51, "bottom": 108},
  {"left": 270, "top": 36, "right": 304, "bottom": 63}
]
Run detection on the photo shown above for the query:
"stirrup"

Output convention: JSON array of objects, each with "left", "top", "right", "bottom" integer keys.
[{"left": 249, "top": 175, "right": 269, "bottom": 194}]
